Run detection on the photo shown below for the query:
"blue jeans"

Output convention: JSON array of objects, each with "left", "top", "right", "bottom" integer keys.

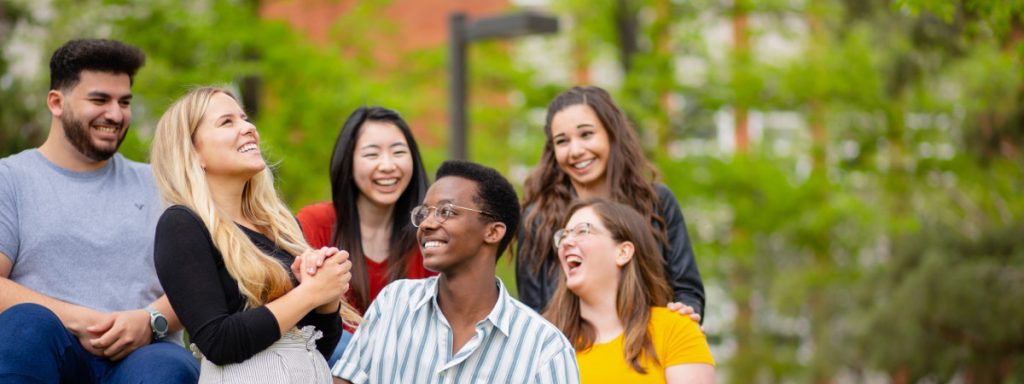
[
  {"left": 0, "top": 303, "right": 199, "bottom": 384},
  {"left": 327, "top": 329, "right": 354, "bottom": 367}
]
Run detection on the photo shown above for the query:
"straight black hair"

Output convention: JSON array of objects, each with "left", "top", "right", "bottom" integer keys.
[{"left": 329, "top": 106, "right": 429, "bottom": 312}]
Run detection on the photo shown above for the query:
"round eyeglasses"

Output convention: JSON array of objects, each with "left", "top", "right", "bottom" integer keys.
[
  {"left": 552, "top": 222, "right": 599, "bottom": 251},
  {"left": 410, "top": 203, "right": 495, "bottom": 227}
]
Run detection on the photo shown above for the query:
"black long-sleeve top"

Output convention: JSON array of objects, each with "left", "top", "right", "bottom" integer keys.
[
  {"left": 154, "top": 205, "right": 341, "bottom": 365},
  {"left": 515, "top": 183, "right": 706, "bottom": 319}
]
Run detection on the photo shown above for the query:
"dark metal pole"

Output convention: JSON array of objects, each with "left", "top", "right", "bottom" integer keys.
[
  {"left": 448, "top": 12, "right": 468, "bottom": 160},
  {"left": 239, "top": 50, "right": 262, "bottom": 119}
]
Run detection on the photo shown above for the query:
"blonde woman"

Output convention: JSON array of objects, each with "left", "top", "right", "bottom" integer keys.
[
  {"left": 545, "top": 199, "right": 715, "bottom": 383},
  {"left": 150, "top": 87, "right": 359, "bottom": 383}
]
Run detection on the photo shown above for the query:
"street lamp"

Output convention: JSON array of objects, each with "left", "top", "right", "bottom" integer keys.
[{"left": 448, "top": 10, "right": 559, "bottom": 160}]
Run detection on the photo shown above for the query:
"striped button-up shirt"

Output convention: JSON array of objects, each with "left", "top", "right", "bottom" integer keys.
[{"left": 331, "top": 277, "right": 580, "bottom": 384}]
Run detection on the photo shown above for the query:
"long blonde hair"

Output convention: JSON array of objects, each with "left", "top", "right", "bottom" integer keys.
[
  {"left": 543, "top": 198, "right": 671, "bottom": 374},
  {"left": 150, "top": 86, "right": 359, "bottom": 325}
]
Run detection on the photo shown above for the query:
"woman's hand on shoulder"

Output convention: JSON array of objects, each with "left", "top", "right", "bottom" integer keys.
[{"left": 667, "top": 301, "right": 703, "bottom": 333}]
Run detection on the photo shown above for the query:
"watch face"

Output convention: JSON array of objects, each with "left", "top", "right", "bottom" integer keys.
[{"left": 154, "top": 316, "right": 169, "bottom": 332}]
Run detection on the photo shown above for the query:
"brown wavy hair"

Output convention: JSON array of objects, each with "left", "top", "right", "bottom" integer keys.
[
  {"left": 520, "top": 86, "right": 665, "bottom": 276},
  {"left": 543, "top": 198, "right": 672, "bottom": 373}
]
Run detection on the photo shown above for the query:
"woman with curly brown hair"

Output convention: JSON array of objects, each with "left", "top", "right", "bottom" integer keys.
[{"left": 517, "top": 86, "right": 705, "bottom": 322}]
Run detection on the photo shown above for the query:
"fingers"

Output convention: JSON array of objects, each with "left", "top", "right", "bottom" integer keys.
[
  {"left": 339, "top": 263, "right": 351, "bottom": 283},
  {"left": 91, "top": 310, "right": 151, "bottom": 361},
  {"left": 302, "top": 247, "right": 345, "bottom": 275},
  {"left": 294, "top": 248, "right": 349, "bottom": 283},
  {"left": 299, "top": 249, "right": 323, "bottom": 275},
  {"left": 86, "top": 315, "right": 115, "bottom": 336},
  {"left": 339, "top": 257, "right": 352, "bottom": 274},
  {"left": 290, "top": 256, "right": 303, "bottom": 280},
  {"left": 668, "top": 301, "right": 695, "bottom": 315},
  {"left": 102, "top": 334, "right": 135, "bottom": 360},
  {"left": 90, "top": 322, "right": 120, "bottom": 351},
  {"left": 335, "top": 249, "right": 349, "bottom": 263},
  {"left": 315, "top": 257, "right": 350, "bottom": 280},
  {"left": 666, "top": 301, "right": 702, "bottom": 325},
  {"left": 299, "top": 249, "right": 352, "bottom": 303},
  {"left": 321, "top": 247, "right": 340, "bottom": 259}
]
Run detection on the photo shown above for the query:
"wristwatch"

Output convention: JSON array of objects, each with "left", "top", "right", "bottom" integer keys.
[{"left": 145, "top": 306, "right": 169, "bottom": 341}]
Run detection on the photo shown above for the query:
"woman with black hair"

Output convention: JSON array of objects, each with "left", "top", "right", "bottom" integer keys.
[{"left": 296, "top": 106, "right": 435, "bottom": 365}]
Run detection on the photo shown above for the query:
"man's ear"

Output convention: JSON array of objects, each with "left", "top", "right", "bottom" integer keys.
[
  {"left": 614, "top": 241, "right": 635, "bottom": 267},
  {"left": 483, "top": 221, "right": 507, "bottom": 245},
  {"left": 47, "top": 90, "right": 65, "bottom": 117}
]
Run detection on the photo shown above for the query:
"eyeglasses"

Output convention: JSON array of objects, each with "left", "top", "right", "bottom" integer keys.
[
  {"left": 553, "top": 222, "right": 601, "bottom": 251},
  {"left": 410, "top": 203, "right": 495, "bottom": 227}
]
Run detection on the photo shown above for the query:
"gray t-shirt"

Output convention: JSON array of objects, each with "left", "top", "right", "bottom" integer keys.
[{"left": 0, "top": 149, "right": 165, "bottom": 313}]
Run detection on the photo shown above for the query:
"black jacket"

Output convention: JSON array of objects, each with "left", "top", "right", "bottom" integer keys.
[{"left": 514, "top": 183, "right": 706, "bottom": 320}]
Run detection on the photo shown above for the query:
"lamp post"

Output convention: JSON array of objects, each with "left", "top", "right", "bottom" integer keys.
[{"left": 448, "top": 11, "right": 559, "bottom": 160}]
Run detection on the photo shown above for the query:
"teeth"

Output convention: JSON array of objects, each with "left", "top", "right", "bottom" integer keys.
[
  {"left": 573, "top": 160, "right": 593, "bottom": 169},
  {"left": 94, "top": 126, "right": 118, "bottom": 133},
  {"left": 375, "top": 178, "right": 398, "bottom": 186},
  {"left": 424, "top": 241, "right": 445, "bottom": 249},
  {"left": 238, "top": 143, "right": 259, "bottom": 153},
  {"left": 566, "top": 256, "right": 583, "bottom": 269}
]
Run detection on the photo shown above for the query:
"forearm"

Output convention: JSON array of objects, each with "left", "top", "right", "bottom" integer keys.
[
  {"left": 307, "top": 301, "right": 342, "bottom": 358},
  {"left": 0, "top": 277, "right": 101, "bottom": 333},
  {"left": 315, "top": 299, "right": 342, "bottom": 314},
  {"left": 264, "top": 284, "right": 320, "bottom": 336},
  {"left": 664, "top": 217, "right": 705, "bottom": 317},
  {"left": 658, "top": 184, "right": 707, "bottom": 317}
]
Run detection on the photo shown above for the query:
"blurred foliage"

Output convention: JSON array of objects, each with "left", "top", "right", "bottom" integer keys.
[
  {"left": 553, "top": 0, "right": 1024, "bottom": 382},
  {"left": 2, "top": 0, "right": 1023, "bottom": 382}
]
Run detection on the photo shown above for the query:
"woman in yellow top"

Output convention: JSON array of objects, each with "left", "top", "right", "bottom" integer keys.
[{"left": 545, "top": 198, "right": 715, "bottom": 383}]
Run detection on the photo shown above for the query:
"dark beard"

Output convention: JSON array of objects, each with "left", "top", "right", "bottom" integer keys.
[{"left": 61, "top": 107, "right": 127, "bottom": 162}]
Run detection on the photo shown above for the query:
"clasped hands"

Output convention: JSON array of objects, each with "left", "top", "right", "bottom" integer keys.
[
  {"left": 69, "top": 307, "right": 155, "bottom": 361},
  {"left": 290, "top": 247, "right": 353, "bottom": 313},
  {"left": 70, "top": 248, "right": 353, "bottom": 361}
]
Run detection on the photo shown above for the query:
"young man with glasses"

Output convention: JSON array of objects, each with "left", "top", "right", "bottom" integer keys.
[{"left": 331, "top": 160, "right": 580, "bottom": 383}]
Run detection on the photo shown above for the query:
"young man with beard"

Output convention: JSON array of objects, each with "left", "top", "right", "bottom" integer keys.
[
  {"left": 0, "top": 39, "right": 199, "bottom": 383},
  {"left": 331, "top": 160, "right": 580, "bottom": 384}
]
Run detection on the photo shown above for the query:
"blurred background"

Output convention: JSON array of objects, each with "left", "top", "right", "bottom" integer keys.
[{"left": 2, "top": 0, "right": 1023, "bottom": 382}]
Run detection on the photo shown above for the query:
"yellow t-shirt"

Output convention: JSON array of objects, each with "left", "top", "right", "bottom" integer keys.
[{"left": 576, "top": 307, "right": 715, "bottom": 384}]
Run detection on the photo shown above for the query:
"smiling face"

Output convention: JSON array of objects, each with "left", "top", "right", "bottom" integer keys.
[
  {"left": 416, "top": 176, "right": 492, "bottom": 274},
  {"left": 558, "top": 207, "right": 629, "bottom": 298},
  {"left": 550, "top": 104, "right": 611, "bottom": 193},
  {"left": 192, "top": 92, "right": 265, "bottom": 181},
  {"left": 353, "top": 121, "right": 414, "bottom": 209},
  {"left": 57, "top": 70, "right": 133, "bottom": 161}
]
